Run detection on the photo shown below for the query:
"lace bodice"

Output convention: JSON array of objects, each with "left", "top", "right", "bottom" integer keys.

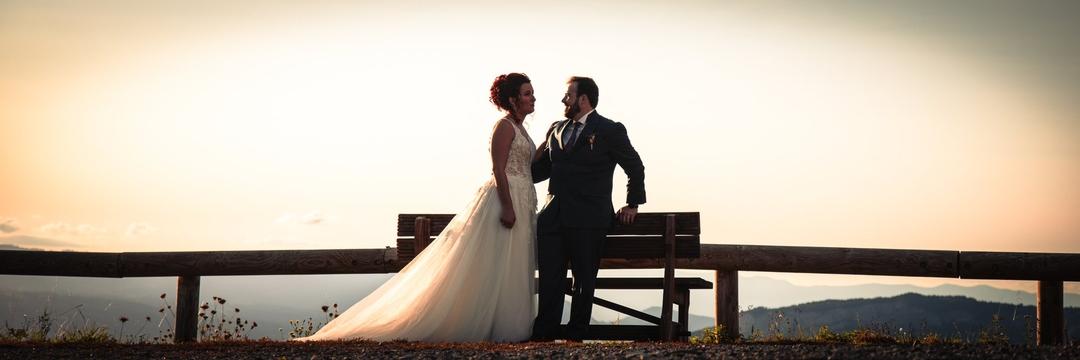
[{"left": 495, "top": 118, "right": 535, "bottom": 180}]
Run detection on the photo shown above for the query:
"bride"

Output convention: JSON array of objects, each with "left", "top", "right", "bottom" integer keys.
[{"left": 299, "top": 73, "right": 540, "bottom": 342}]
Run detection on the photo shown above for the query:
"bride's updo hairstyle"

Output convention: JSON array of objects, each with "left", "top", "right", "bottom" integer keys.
[{"left": 489, "top": 73, "right": 531, "bottom": 112}]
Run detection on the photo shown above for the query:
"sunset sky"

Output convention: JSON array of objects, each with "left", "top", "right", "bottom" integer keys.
[{"left": 2, "top": 0, "right": 1078, "bottom": 293}]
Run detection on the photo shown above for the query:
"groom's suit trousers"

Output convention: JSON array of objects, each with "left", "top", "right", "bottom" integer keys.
[{"left": 533, "top": 227, "right": 607, "bottom": 341}]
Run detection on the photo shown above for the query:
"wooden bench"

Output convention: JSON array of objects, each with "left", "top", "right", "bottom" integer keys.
[{"left": 397, "top": 212, "right": 710, "bottom": 341}]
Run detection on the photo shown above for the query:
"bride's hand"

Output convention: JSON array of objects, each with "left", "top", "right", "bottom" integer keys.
[
  {"left": 534, "top": 141, "right": 549, "bottom": 161},
  {"left": 500, "top": 208, "right": 516, "bottom": 228}
]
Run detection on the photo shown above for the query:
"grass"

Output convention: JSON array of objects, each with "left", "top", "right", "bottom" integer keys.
[{"left": 0, "top": 291, "right": 353, "bottom": 344}]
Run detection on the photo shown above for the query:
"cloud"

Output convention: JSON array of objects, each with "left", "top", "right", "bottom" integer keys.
[
  {"left": 299, "top": 212, "right": 326, "bottom": 225},
  {"left": 0, "top": 243, "right": 43, "bottom": 251},
  {"left": 0, "top": 235, "right": 81, "bottom": 249},
  {"left": 276, "top": 211, "right": 330, "bottom": 225},
  {"left": 0, "top": 217, "right": 18, "bottom": 233},
  {"left": 125, "top": 222, "right": 157, "bottom": 237},
  {"left": 38, "top": 222, "right": 107, "bottom": 237}
]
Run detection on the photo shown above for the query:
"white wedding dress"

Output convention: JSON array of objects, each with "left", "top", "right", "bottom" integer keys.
[{"left": 300, "top": 118, "right": 537, "bottom": 342}]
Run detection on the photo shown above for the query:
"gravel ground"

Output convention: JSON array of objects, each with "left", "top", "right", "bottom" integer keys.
[{"left": 2, "top": 341, "right": 1079, "bottom": 359}]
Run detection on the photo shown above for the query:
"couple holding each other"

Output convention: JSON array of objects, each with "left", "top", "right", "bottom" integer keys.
[{"left": 300, "top": 74, "right": 646, "bottom": 342}]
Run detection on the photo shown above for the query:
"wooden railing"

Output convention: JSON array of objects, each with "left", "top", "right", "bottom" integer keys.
[{"left": 1, "top": 245, "right": 1077, "bottom": 344}]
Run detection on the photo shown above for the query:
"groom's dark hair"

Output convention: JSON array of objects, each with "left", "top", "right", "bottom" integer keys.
[{"left": 569, "top": 76, "right": 598, "bottom": 108}]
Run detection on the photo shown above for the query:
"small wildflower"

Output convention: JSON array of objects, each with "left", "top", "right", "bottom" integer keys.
[
  {"left": 160, "top": 293, "right": 167, "bottom": 299},
  {"left": 200, "top": 303, "right": 210, "bottom": 310},
  {"left": 321, "top": 305, "right": 329, "bottom": 313},
  {"left": 217, "top": 298, "right": 226, "bottom": 305},
  {"left": 235, "top": 308, "right": 240, "bottom": 313},
  {"left": 119, "top": 316, "right": 129, "bottom": 323},
  {"left": 146, "top": 316, "right": 152, "bottom": 322}
]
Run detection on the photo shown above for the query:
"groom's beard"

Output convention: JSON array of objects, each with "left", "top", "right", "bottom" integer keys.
[{"left": 564, "top": 102, "right": 580, "bottom": 119}]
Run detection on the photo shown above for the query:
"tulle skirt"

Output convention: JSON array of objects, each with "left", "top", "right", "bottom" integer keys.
[{"left": 298, "top": 176, "right": 537, "bottom": 342}]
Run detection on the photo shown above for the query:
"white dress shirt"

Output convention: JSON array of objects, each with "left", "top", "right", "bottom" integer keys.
[{"left": 562, "top": 109, "right": 594, "bottom": 147}]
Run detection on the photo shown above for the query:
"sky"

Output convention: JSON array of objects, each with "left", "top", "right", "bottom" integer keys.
[{"left": 2, "top": 0, "right": 1079, "bottom": 294}]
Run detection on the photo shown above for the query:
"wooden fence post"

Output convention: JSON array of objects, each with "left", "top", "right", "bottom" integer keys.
[
  {"left": 414, "top": 217, "right": 431, "bottom": 254},
  {"left": 1037, "top": 280, "right": 1064, "bottom": 345},
  {"left": 174, "top": 275, "right": 201, "bottom": 343},
  {"left": 660, "top": 214, "right": 676, "bottom": 341},
  {"left": 715, "top": 270, "right": 739, "bottom": 340}
]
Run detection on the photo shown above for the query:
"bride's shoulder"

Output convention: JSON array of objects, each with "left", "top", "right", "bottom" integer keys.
[
  {"left": 492, "top": 116, "right": 516, "bottom": 128},
  {"left": 490, "top": 117, "right": 517, "bottom": 137}
]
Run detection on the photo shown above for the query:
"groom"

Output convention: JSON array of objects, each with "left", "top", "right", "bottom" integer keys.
[{"left": 530, "top": 76, "right": 646, "bottom": 341}]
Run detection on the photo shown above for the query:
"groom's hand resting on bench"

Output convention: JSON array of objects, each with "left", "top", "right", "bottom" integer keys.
[{"left": 616, "top": 206, "right": 638, "bottom": 225}]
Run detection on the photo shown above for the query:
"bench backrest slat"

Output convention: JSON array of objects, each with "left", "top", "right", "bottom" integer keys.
[
  {"left": 396, "top": 212, "right": 701, "bottom": 262},
  {"left": 397, "top": 212, "right": 700, "bottom": 236}
]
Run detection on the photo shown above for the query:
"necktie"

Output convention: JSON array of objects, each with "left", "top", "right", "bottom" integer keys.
[{"left": 566, "top": 122, "right": 582, "bottom": 151}]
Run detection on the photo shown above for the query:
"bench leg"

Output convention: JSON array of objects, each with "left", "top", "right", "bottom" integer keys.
[
  {"left": 660, "top": 214, "right": 677, "bottom": 341},
  {"left": 677, "top": 289, "right": 690, "bottom": 341}
]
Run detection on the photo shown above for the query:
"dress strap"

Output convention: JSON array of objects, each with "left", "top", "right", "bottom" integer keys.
[{"left": 500, "top": 116, "right": 523, "bottom": 135}]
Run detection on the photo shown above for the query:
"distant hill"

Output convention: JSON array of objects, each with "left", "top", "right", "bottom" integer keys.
[
  {"left": 1, "top": 288, "right": 591, "bottom": 340},
  {"left": 736, "top": 276, "right": 1080, "bottom": 309},
  {"left": 738, "top": 293, "right": 1080, "bottom": 343},
  {"left": 613, "top": 293, "right": 1079, "bottom": 343}
]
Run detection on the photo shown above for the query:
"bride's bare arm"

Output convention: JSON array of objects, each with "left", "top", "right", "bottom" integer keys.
[{"left": 490, "top": 120, "right": 516, "bottom": 228}]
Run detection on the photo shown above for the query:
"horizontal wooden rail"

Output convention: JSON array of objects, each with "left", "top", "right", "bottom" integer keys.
[
  {"left": 602, "top": 244, "right": 959, "bottom": 277},
  {"left": 6, "top": 245, "right": 1077, "bottom": 280},
  {"left": 2, "top": 244, "right": 1076, "bottom": 345},
  {"left": 601, "top": 244, "right": 1080, "bottom": 281},
  {"left": 960, "top": 251, "right": 1080, "bottom": 281},
  {"left": 0, "top": 248, "right": 402, "bottom": 277}
]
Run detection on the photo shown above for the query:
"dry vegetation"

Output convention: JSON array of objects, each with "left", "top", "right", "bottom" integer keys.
[{"left": 2, "top": 293, "right": 1075, "bottom": 359}]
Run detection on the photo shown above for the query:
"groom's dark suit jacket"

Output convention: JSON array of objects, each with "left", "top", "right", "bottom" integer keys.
[{"left": 532, "top": 111, "right": 646, "bottom": 232}]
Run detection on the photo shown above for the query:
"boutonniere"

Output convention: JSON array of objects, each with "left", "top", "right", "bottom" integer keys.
[{"left": 587, "top": 134, "right": 597, "bottom": 150}]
